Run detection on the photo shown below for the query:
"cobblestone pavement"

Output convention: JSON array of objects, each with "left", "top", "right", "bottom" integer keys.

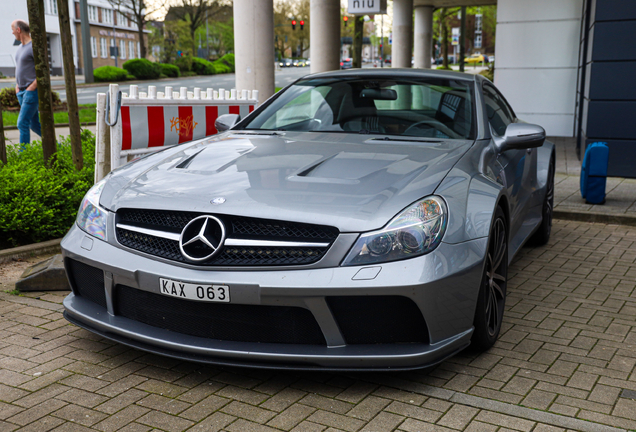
[{"left": 1, "top": 219, "right": 636, "bottom": 432}]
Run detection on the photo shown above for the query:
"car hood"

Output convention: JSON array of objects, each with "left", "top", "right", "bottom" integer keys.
[{"left": 101, "top": 131, "right": 474, "bottom": 232}]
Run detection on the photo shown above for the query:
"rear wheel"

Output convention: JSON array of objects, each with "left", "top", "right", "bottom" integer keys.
[
  {"left": 529, "top": 156, "right": 555, "bottom": 246},
  {"left": 472, "top": 206, "right": 508, "bottom": 351}
]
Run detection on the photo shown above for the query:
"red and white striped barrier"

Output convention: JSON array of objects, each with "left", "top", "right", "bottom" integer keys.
[{"left": 95, "top": 83, "right": 258, "bottom": 179}]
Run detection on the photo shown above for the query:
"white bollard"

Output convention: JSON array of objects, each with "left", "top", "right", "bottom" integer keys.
[
  {"left": 157, "top": 92, "right": 165, "bottom": 99},
  {"left": 241, "top": 89, "right": 249, "bottom": 100},
  {"left": 230, "top": 89, "right": 237, "bottom": 100},
  {"left": 149, "top": 86, "right": 157, "bottom": 99},
  {"left": 173, "top": 92, "right": 180, "bottom": 99},
  {"left": 213, "top": 91, "right": 219, "bottom": 100},
  {"left": 187, "top": 91, "right": 194, "bottom": 99},
  {"left": 207, "top": 88, "right": 213, "bottom": 99},
  {"left": 180, "top": 87, "right": 187, "bottom": 99},
  {"left": 139, "top": 92, "right": 147, "bottom": 98},
  {"left": 252, "top": 90, "right": 259, "bottom": 102},
  {"left": 165, "top": 86, "right": 173, "bottom": 99},
  {"left": 225, "top": 90, "right": 231, "bottom": 99},
  {"left": 194, "top": 88, "right": 201, "bottom": 99},
  {"left": 218, "top": 88, "right": 225, "bottom": 100},
  {"left": 130, "top": 85, "right": 139, "bottom": 99}
]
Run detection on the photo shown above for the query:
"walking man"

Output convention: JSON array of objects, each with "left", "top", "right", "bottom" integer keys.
[{"left": 11, "top": 19, "right": 41, "bottom": 146}]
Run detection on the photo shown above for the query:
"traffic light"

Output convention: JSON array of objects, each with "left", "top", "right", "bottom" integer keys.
[
  {"left": 291, "top": 19, "right": 296, "bottom": 30},
  {"left": 343, "top": 16, "right": 348, "bottom": 27},
  {"left": 300, "top": 20, "right": 304, "bottom": 30}
]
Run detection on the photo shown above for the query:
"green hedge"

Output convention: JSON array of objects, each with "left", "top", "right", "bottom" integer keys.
[
  {"left": 159, "top": 63, "right": 180, "bottom": 78},
  {"left": 0, "top": 131, "right": 96, "bottom": 247},
  {"left": 175, "top": 56, "right": 193, "bottom": 72},
  {"left": 191, "top": 57, "right": 215, "bottom": 75},
  {"left": 123, "top": 58, "right": 160, "bottom": 80},
  {"left": 94, "top": 65, "right": 128, "bottom": 82},
  {"left": 0, "top": 87, "right": 63, "bottom": 108}
]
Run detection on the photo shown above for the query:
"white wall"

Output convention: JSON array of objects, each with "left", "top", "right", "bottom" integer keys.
[{"left": 494, "top": 0, "right": 583, "bottom": 137}]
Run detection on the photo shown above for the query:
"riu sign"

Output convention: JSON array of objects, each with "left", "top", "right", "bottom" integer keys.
[{"left": 348, "top": 0, "right": 387, "bottom": 15}]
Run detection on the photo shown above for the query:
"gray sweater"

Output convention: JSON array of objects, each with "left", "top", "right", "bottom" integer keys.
[{"left": 15, "top": 41, "right": 36, "bottom": 90}]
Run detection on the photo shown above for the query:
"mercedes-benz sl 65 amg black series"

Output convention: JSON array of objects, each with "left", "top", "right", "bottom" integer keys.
[{"left": 62, "top": 69, "right": 554, "bottom": 370}]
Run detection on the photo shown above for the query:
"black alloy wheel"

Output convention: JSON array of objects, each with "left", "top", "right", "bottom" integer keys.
[
  {"left": 472, "top": 206, "right": 508, "bottom": 350},
  {"left": 529, "top": 156, "right": 555, "bottom": 246}
]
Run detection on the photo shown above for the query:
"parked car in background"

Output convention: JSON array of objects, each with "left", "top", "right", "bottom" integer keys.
[
  {"left": 295, "top": 59, "right": 307, "bottom": 67},
  {"left": 340, "top": 58, "right": 353, "bottom": 69},
  {"left": 63, "top": 68, "right": 554, "bottom": 370},
  {"left": 465, "top": 54, "right": 487, "bottom": 64},
  {"left": 279, "top": 59, "right": 292, "bottom": 68}
]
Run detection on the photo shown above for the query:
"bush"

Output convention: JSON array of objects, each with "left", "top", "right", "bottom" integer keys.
[
  {"left": 0, "top": 87, "right": 63, "bottom": 109},
  {"left": 191, "top": 57, "right": 215, "bottom": 75},
  {"left": 94, "top": 65, "right": 128, "bottom": 82},
  {"left": 122, "top": 58, "right": 160, "bottom": 80},
  {"left": 181, "top": 71, "right": 197, "bottom": 77},
  {"left": 159, "top": 63, "right": 180, "bottom": 78},
  {"left": 126, "top": 74, "right": 136, "bottom": 80},
  {"left": 216, "top": 53, "right": 235, "bottom": 70},
  {"left": 0, "top": 87, "right": 19, "bottom": 108},
  {"left": 175, "top": 56, "right": 193, "bottom": 73},
  {"left": 211, "top": 62, "right": 231, "bottom": 74},
  {"left": 0, "top": 130, "right": 96, "bottom": 247}
]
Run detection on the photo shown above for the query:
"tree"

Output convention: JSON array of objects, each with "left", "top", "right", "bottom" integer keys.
[
  {"left": 273, "top": 0, "right": 309, "bottom": 59},
  {"left": 107, "top": 0, "right": 165, "bottom": 59},
  {"left": 195, "top": 18, "right": 233, "bottom": 58},
  {"left": 168, "top": 0, "right": 226, "bottom": 57}
]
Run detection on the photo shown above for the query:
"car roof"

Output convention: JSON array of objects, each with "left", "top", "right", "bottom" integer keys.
[{"left": 300, "top": 68, "right": 478, "bottom": 83}]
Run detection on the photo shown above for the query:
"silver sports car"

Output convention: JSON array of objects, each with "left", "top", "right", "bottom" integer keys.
[{"left": 62, "top": 69, "right": 554, "bottom": 370}]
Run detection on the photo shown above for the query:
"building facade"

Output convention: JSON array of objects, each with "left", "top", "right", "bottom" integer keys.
[{"left": 1, "top": 0, "right": 147, "bottom": 78}]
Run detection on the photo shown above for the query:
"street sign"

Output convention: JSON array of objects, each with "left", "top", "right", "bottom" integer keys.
[
  {"left": 348, "top": 0, "right": 387, "bottom": 15},
  {"left": 452, "top": 28, "right": 459, "bottom": 46}
]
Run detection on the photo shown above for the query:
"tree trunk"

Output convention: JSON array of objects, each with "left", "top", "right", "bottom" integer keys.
[
  {"left": 57, "top": 0, "right": 82, "bottom": 170},
  {"left": 442, "top": 15, "right": 449, "bottom": 68},
  {"left": 26, "top": 0, "right": 56, "bottom": 165},
  {"left": 352, "top": 16, "right": 363, "bottom": 69},
  {"left": 0, "top": 103, "right": 6, "bottom": 165},
  {"left": 138, "top": 21, "right": 146, "bottom": 58}
]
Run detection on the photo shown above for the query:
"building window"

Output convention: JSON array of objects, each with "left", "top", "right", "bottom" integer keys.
[
  {"left": 129, "top": 41, "right": 135, "bottom": 59},
  {"left": 46, "top": 0, "right": 57, "bottom": 15},
  {"left": 88, "top": 5, "right": 98, "bottom": 22},
  {"left": 117, "top": 12, "right": 128, "bottom": 27},
  {"left": 91, "top": 37, "right": 98, "bottom": 58},
  {"left": 100, "top": 38, "right": 108, "bottom": 58},
  {"left": 103, "top": 8, "right": 114, "bottom": 25},
  {"left": 110, "top": 38, "right": 116, "bottom": 58},
  {"left": 120, "top": 40, "right": 126, "bottom": 59}
]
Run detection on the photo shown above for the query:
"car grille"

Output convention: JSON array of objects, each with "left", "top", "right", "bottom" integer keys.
[
  {"left": 65, "top": 259, "right": 107, "bottom": 309},
  {"left": 115, "top": 209, "right": 339, "bottom": 266},
  {"left": 326, "top": 296, "right": 429, "bottom": 344},
  {"left": 114, "top": 285, "right": 327, "bottom": 345}
]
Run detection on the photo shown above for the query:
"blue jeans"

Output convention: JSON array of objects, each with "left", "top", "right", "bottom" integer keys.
[{"left": 17, "top": 89, "right": 42, "bottom": 145}]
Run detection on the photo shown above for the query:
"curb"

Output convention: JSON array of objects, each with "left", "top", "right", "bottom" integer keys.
[
  {"left": 3, "top": 122, "right": 96, "bottom": 131},
  {"left": 554, "top": 209, "right": 636, "bottom": 226},
  {"left": 0, "top": 239, "right": 62, "bottom": 264}
]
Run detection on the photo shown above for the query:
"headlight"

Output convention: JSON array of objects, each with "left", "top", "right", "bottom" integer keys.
[
  {"left": 76, "top": 179, "right": 109, "bottom": 241},
  {"left": 342, "top": 196, "right": 447, "bottom": 266}
]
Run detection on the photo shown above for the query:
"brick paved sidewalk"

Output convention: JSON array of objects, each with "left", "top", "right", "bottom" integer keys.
[{"left": 1, "top": 219, "right": 635, "bottom": 432}]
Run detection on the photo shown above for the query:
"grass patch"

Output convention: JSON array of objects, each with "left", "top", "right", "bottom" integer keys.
[
  {"left": 4, "top": 289, "right": 20, "bottom": 296},
  {"left": 2, "top": 104, "right": 97, "bottom": 127}
]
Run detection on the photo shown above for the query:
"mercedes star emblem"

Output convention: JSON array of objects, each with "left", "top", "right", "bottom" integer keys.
[{"left": 179, "top": 215, "right": 226, "bottom": 262}]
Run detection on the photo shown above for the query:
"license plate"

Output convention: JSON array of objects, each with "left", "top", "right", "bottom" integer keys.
[{"left": 159, "top": 278, "right": 230, "bottom": 303}]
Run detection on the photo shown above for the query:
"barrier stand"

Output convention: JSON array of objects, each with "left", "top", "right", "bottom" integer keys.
[{"left": 95, "top": 83, "right": 258, "bottom": 181}]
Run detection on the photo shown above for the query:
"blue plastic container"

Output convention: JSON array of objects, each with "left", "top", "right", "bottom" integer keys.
[{"left": 580, "top": 142, "right": 609, "bottom": 204}]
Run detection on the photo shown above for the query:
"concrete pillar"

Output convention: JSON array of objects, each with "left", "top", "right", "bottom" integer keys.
[
  {"left": 234, "top": 0, "right": 275, "bottom": 104},
  {"left": 310, "top": 0, "right": 341, "bottom": 74},
  {"left": 392, "top": 0, "right": 414, "bottom": 68},
  {"left": 414, "top": 5, "right": 433, "bottom": 69}
]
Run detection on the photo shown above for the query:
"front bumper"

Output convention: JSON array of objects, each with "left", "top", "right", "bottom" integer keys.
[{"left": 62, "top": 224, "right": 487, "bottom": 370}]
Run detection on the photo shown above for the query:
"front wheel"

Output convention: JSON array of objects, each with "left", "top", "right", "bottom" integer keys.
[
  {"left": 528, "top": 156, "right": 555, "bottom": 246},
  {"left": 472, "top": 206, "right": 508, "bottom": 351}
]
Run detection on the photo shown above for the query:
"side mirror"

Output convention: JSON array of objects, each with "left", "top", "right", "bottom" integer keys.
[
  {"left": 215, "top": 113, "right": 241, "bottom": 132},
  {"left": 494, "top": 123, "right": 545, "bottom": 153}
]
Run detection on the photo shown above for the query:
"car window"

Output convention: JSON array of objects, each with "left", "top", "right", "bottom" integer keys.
[
  {"left": 483, "top": 84, "right": 515, "bottom": 136},
  {"left": 242, "top": 77, "right": 475, "bottom": 140}
]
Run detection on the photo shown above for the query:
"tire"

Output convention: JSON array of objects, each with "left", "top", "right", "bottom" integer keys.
[
  {"left": 472, "top": 206, "right": 508, "bottom": 351},
  {"left": 528, "top": 156, "right": 555, "bottom": 247}
]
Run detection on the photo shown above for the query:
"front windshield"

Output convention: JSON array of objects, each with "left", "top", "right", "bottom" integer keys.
[{"left": 240, "top": 77, "right": 475, "bottom": 139}]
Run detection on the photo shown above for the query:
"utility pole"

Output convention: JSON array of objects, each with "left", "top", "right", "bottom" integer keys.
[
  {"left": 26, "top": 0, "right": 56, "bottom": 164},
  {"left": 459, "top": 6, "right": 466, "bottom": 72},
  {"left": 57, "top": 0, "right": 83, "bottom": 170},
  {"left": 80, "top": 0, "right": 94, "bottom": 83},
  {"left": 381, "top": 14, "right": 384, "bottom": 67},
  {"left": 205, "top": 10, "right": 209, "bottom": 59},
  {"left": 352, "top": 16, "right": 363, "bottom": 68}
]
